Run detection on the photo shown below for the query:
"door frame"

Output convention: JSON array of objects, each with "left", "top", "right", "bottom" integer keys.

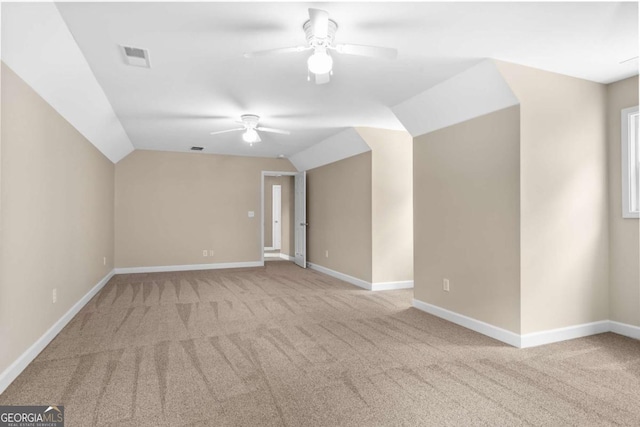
[
  {"left": 261, "top": 171, "right": 297, "bottom": 264},
  {"left": 272, "top": 184, "right": 282, "bottom": 250},
  {"left": 293, "top": 170, "right": 307, "bottom": 268}
]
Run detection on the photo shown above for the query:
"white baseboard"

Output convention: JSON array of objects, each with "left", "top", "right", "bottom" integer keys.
[
  {"left": 520, "top": 321, "right": 610, "bottom": 348},
  {"left": 264, "top": 253, "right": 293, "bottom": 261},
  {"left": 371, "top": 281, "right": 414, "bottom": 291},
  {"left": 308, "top": 263, "right": 372, "bottom": 290},
  {"left": 0, "top": 269, "right": 115, "bottom": 395},
  {"left": 264, "top": 247, "right": 274, "bottom": 251},
  {"left": 264, "top": 253, "right": 281, "bottom": 258},
  {"left": 114, "top": 261, "right": 264, "bottom": 274},
  {"left": 412, "top": 299, "right": 522, "bottom": 347},
  {"left": 412, "top": 298, "right": 639, "bottom": 349},
  {"left": 308, "top": 263, "right": 414, "bottom": 292},
  {"left": 610, "top": 321, "right": 640, "bottom": 340}
]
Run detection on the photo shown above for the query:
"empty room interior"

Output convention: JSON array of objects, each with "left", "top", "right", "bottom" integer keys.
[{"left": 1, "top": 2, "right": 639, "bottom": 425}]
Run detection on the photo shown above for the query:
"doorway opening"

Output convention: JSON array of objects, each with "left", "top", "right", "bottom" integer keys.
[{"left": 261, "top": 171, "right": 306, "bottom": 267}]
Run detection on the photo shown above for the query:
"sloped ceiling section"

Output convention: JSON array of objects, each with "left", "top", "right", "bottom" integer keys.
[
  {"left": 391, "top": 60, "right": 519, "bottom": 137},
  {"left": 1, "top": 3, "right": 134, "bottom": 163},
  {"left": 288, "top": 128, "right": 370, "bottom": 171}
]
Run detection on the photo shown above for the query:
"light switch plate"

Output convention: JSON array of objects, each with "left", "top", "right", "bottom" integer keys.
[{"left": 248, "top": 211, "right": 255, "bottom": 218}]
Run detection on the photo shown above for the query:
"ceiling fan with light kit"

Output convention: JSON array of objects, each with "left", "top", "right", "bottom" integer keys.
[
  {"left": 244, "top": 8, "right": 398, "bottom": 84},
  {"left": 209, "top": 114, "right": 290, "bottom": 145}
]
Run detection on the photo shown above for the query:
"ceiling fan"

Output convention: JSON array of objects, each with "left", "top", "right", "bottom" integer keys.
[
  {"left": 209, "top": 114, "right": 290, "bottom": 145},
  {"left": 244, "top": 8, "right": 398, "bottom": 85}
]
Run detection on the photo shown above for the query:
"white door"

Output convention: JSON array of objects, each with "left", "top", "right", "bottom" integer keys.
[
  {"left": 272, "top": 185, "right": 281, "bottom": 250},
  {"left": 294, "top": 171, "right": 307, "bottom": 268}
]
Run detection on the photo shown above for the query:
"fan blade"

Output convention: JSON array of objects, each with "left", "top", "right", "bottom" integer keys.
[
  {"left": 309, "top": 8, "right": 329, "bottom": 38},
  {"left": 256, "top": 127, "right": 291, "bottom": 135},
  {"left": 315, "top": 72, "right": 330, "bottom": 85},
  {"left": 243, "top": 46, "right": 309, "bottom": 58},
  {"left": 210, "top": 127, "right": 244, "bottom": 135},
  {"left": 334, "top": 43, "right": 398, "bottom": 60}
]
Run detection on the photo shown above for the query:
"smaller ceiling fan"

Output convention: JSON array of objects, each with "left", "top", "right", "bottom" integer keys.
[
  {"left": 244, "top": 8, "right": 398, "bottom": 84},
  {"left": 210, "top": 115, "right": 290, "bottom": 145}
]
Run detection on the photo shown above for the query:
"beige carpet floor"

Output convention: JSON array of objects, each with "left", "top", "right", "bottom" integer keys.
[{"left": 1, "top": 261, "right": 639, "bottom": 426}]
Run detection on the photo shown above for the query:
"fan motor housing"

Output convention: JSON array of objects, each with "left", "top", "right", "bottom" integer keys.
[
  {"left": 303, "top": 19, "right": 338, "bottom": 48},
  {"left": 240, "top": 114, "right": 260, "bottom": 128}
]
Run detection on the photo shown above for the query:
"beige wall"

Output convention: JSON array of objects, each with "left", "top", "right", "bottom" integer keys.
[
  {"left": 497, "top": 61, "right": 609, "bottom": 334},
  {"left": 607, "top": 76, "right": 640, "bottom": 326},
  {"left": 264, "top": 175, "right": 294, "bottom": 256},
  {"left": 357, "top": 128, "right": 414, "bottom": 283},
  {"left": 307, "top": 152, "right": 373, "bottom": 282},
  {"left": 0, "top": 63, "right": 115, "bottom": 376},
  {"left": 115, "top": 150, "right": 295, "bottom": 267},
  {"left": 413, "top": 106, "right": 522, "bottom": 333}
]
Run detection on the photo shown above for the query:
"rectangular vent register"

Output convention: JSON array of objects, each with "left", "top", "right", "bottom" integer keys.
[{"left": 121, "top": 45, "right": 151, "bottom": 68}]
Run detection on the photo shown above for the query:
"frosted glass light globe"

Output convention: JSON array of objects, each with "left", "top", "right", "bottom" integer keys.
[
  {"left": 307, "top": 51, "right": 333, "bottom": 75},
  {"left": 242, "top": 128, "right": 259, "bottom": 143}
]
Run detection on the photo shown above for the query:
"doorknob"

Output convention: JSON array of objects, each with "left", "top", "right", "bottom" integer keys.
[{"left": 300, "top": 222, "right": 309, "bottom": 226}]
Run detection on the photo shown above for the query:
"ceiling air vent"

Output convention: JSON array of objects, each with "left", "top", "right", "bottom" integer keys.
[
  {"left": 190, "top": 146, "right": 204, "bottom": 151},
  {"left": 121, "top": 45, "right": 151, "bottom": 68}
]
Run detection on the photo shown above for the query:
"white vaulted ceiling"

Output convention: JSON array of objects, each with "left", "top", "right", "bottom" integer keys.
[{"left": 12, "top": 2, "right": 640, "bottom": 159}]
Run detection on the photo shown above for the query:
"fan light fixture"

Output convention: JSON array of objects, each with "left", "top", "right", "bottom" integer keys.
[
  {"left": 244, "top": 9, "right": 398, "bottom": 85},
  {"left": 307, "top": 49, "right": 333, "bottom": 75},
  {"left": 242, "top": 128, "right": 260, "bottom": 143},
  {"left": 210, "top": 115, "right": 290, "bottom": 143}
]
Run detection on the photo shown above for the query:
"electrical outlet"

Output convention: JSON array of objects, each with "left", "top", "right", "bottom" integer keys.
[
  {"left": 209, "top": 250, "right": 214, "bottom": 256},
  {"left": 443, "top": 279, "right": 450, "bottom": 292},
  {"left": 248, "top": 211, "right": 255, "bottom": 218},
  {"left": 203, "top": 250, "right": 208, "bottom": 257},
  {"left": 325, "top": 250, "right": 329, "bottom": 258},
  {"left": 52, "top": 288, "right": 57, "bottom": 303}
]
